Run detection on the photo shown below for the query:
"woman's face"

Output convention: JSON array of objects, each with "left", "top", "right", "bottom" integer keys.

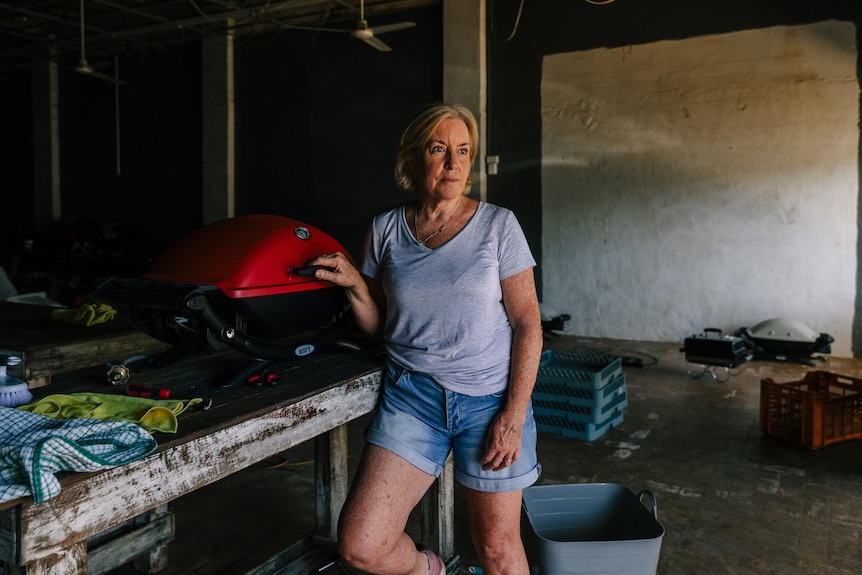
[{"left": 412, "top": 118, "right": 472, "bottom": 200}]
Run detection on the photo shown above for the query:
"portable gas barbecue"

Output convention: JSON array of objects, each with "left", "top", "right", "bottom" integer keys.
[
  {"left": 681, "top": 328, "right": 749, "bottom": 382},
  {"left": 92, "top": 215, "right": 353, "bottom": 374},
  {"left": 735, "top": 318, "right": 833, "bottom": 365}
]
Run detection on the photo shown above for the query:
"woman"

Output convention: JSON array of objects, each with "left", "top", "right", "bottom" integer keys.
[{"left": 310, "top": 103, "right": 543, "bottom": 575}]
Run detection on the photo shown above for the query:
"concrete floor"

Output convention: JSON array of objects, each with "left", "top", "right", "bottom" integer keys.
[{"left": 110, "top": 336, "right": 862, "bottom": 575}]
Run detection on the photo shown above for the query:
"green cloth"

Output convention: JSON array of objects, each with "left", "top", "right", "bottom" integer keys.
[
  {"left": 18, "top": 393, "right": 202, "bottom": 434},
  {"left": 50, "top": 303, "right": 117, "bottom": 326}
]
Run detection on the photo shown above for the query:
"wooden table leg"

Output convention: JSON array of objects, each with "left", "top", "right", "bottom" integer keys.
[
  {"left": 1, "top": 509, "right": 87, "bottom": 575},
  {"left": 420, "top": 454, "right": 455, "bottom": 561},
  {"left": 314, "top": 424, "right": 349, "bottom": 541},
  {"left": 12, "top": 542, "right": 87, "bottom": 575},
  {"left": 313, "top": 427, "right": 456, "bottom": 563},
  {"left": 131, "top": 505, "right": 173, "bottom": 574}
]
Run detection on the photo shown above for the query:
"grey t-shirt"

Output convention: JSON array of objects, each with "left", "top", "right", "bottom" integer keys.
[{"left": 361, "top": 202, "right": 536, "bottom": 396}]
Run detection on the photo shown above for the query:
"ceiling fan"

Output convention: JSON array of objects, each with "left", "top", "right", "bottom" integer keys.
[
  {"left": 348, "top": 0, "right": 416, "bottom": 52},
  {"left": 283, "top": 0, "right": 416, "bottom": 52},
  {"left": 74, "top": 0, "right": 125, "bottom": 84}
]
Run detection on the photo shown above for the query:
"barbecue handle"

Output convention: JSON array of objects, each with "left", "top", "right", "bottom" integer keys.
[
  {"left": 219, "top": 315, "right": 353, "bottom": 363},
  {"left": 188, "top": 293, "right": 353, "bottom": 362},
  {"left": 292, "top": 265, "right": 335, "bottom": 277}
]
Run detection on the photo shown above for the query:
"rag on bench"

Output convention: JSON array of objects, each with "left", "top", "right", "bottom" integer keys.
[
  {"left": 18, "top": 392, "right": 203, "bottom": 434},
  {"left": 0, "top": 406, "right": 157, "bottom": 504}
]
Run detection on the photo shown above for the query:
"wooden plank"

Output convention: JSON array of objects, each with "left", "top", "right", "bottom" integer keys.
[
  {"left": 123, "top": 349, "right": 384, "bottom": 449},
  {"left": 17, "top": 541, "right": 86, "bottom": 575},
  {"left": 314, "top": 426, "right": 348, "bottom": 541},
  {"left": 420, "top": 455, "right": 456, "bottom": 561},
  {"left": 131, "top": 505, "right": 172, "bottom": 574},
  {"left": 11, "top": 347, "right": 384, "bottom": 451},
  {"left": 87, "top": 513, "right": 174, "bottom": 575},
  {"left": 0, "top": 507, "right": 20, "bottom": 565},
  {"left": 242, "top": 536, "right": 339, "bottom": 575},
  {"left": 14, "top": 369, "right": 382, "bottom": 564},
  {"left": 0, "top": 302, "right": 137, "bottom": 345},
  {"left": 0, "top": 302, "right": 170, "bottom": 382},
  {"left": 0, "top": 349, "right": 384, "bottom": 515},
  {"left": 18, "top": 332, "right": 170, "bottom": 382}
]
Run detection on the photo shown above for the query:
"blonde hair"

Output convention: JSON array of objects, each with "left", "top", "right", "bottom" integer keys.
[{"left": 394, "top": 103, "right": 479, "bottom": 191}]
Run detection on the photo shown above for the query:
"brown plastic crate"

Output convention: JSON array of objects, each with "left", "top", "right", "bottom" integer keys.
[{"left": 760, "top": 371, "right": 862, "bottom": 449}]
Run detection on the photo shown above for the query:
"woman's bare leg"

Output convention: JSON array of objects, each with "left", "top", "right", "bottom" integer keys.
[
  {"left": 465, "top": 488, "right": 530, "bottom": 575},
  {"left": 338, "top": 444, "right": 439, "bottom": 575}
]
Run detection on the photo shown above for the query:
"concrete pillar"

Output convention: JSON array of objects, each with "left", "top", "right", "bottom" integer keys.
[
  {"left": 201, "top": 27, "right": 235, "bottom": 224},
  {"left": 31, "top": 60, "right": 61, "bottom": 226},
  {"left": 443, "top": 0, "right": 487, "bottom": 201}
]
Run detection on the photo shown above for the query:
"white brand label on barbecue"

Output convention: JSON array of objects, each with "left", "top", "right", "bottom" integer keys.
[{"left": 295, "top": 344, "right": 315, "bottom": 357}]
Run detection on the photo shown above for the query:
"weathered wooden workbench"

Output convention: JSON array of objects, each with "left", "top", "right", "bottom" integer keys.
[
  {"left": 0, "top": 346, "right": 456, "bottom": 574},
  {"left": 0, "top": 302, "right": 170, "bottom": 387}
]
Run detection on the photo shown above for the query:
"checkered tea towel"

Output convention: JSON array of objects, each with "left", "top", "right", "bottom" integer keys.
[{"left": 0, "top": 406, "right": 157, "bottom": 504}]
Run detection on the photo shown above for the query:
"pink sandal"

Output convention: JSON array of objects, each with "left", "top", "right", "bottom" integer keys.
[{"left": 422, "top": 550, "right": 447, "bottom": 575}]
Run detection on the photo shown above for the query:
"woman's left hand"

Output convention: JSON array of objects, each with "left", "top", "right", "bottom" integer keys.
[{"left": 481, "top": 411, "right": 524, "bottom": 472}]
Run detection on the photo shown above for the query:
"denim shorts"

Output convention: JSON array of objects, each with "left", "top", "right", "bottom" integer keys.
[{"left": 366, "top": 360, "right": 542, "bottom": 493}]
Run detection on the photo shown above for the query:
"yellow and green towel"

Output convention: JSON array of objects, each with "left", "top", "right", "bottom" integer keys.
[
  {"left": 50, "top": 303, "right": 117, "bottom": 326},
  {"left": 18, "top": 393, "right": 203, "bottom": 434}
]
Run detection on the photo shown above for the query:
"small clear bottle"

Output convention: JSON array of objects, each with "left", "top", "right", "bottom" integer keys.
[{"left": 6, "top": 355, "right": 24, "bottom": 380}]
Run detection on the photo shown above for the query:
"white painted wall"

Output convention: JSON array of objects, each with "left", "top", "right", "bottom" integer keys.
[{"left": 541, "top": 22, "right": 859, "bottom": 356}]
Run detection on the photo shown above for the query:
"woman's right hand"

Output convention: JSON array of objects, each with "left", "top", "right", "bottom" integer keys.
[
  {"left": 307, "top": 253, "right": 384, "bottom": 336},
  {"left": 307, "top": 252, "right": 362, "bottom": 289}
]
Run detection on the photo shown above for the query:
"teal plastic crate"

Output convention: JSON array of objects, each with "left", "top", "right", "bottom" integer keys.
[
  {"left": 534, "top": 408, "right": 623, "bottom": 441},
  {"left": 533, "top": 380, "right": 628, "bottom": 424},
  {"left": 533, "top": 374, "right": 627, "bottom": 413},
  {"left": 537, "top": 350, "right": 623, "bottom": 389}
]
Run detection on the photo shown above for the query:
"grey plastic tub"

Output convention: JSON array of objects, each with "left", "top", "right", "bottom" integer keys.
[{"left": 522, "top": 483, "right": 664, "bottom": 575}]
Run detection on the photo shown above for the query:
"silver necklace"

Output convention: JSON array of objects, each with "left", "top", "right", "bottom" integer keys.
[{"left": 414, "top": 198, "right": 462, "bottom": 245}]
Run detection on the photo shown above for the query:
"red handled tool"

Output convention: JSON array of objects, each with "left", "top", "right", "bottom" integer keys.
[
  {"left": 247, "top": 371, "right": 282, "bottom": 387},
  {"left": 125, "top": 384, "right": 171, "bottom": 399}
]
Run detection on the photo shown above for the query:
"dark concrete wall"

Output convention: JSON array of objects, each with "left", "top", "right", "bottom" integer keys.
[
  {"left": 485, "top": 0, "right": 862, "bottom": 302},
  {"left": 0, "top": 6, "right": 440, "bottom": 303}
]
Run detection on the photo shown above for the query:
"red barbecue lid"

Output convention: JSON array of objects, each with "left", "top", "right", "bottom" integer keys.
[{"left": 142, "top": 215, "right": 348, "bottom": 298}]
